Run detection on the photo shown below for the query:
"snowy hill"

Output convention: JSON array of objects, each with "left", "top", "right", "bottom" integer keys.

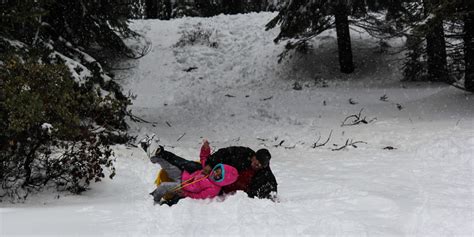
[{"left": 1, "top": 12, "right": 473, "bottom": 236}]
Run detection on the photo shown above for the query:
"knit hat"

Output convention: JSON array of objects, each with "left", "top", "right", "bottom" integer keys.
[{"left": 256, "top": 149, "right": 271, "bottom": 168}]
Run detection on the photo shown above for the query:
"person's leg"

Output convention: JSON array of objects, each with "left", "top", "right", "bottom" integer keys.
[
  {"left": 153, "top": 148, "right": 202, "bottom": 173},
  {"left": 150, "top": 154, "right": 182, "bottom": 181},
  {"left": 150, "top": 181, "right": 180, "bottom": 203}
]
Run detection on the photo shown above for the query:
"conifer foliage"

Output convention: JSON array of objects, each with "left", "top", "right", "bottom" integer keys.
[
  {"left": 267, "top": 0, "right": 473, "bottom": 91},
  {"left": 0, "top": 0, "right": 138, "bottom": 200},
  {"left": 395, "top": 0, "right": 473, "bottom": 89},
  {"left": 266, "top": 0, "right": 356, "bottom": 73}
]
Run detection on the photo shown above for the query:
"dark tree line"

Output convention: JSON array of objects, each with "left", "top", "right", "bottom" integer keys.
[
  {"left": 266, "top": 0, "right": 474, "bottom": 92},
  {"left": 143, "top": 0, "right": 284, "bottom": 19}
]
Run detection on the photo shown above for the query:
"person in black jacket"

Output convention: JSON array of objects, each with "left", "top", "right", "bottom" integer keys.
[{"left": 202, "top": 147, "right": 278, "bottom": 200}]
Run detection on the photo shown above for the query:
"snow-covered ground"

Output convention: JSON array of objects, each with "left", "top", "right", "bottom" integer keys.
[{"left": 1, "top": 12, "right": 473, "bottom": 236}]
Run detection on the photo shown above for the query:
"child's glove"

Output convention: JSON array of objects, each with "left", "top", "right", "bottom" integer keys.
[
  {"left": 200, "top": 139, "right": 211, "bottom": 167},
  {"left": 202, "top": 139, "right": 210, "bottom": 150}
]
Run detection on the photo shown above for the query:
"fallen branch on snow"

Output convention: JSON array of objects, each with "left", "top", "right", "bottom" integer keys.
[
  {"left": 311, "top": 130, "right": 333, "bottom": 148},
  {"left": 332, "top": 139, "right": 367, "bottom": 151},
  {"left": 341, "top": 108, "right": 376, "bottom": 127},
  {"left": 176, "top": 133, "right": 186, "bottom": 142}
]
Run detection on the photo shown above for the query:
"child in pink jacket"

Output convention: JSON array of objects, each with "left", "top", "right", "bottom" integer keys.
[{"left": 149, "top": 140, "right": 238, "bottom": 205}]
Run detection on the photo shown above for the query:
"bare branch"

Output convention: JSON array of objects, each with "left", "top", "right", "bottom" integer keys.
[
  {"left": 332, "top": 139, "right": 367, "bottom": 151},
  {"left": 284, "top": 145, "right": 296, "bottom": 149},
  {"left": 349, "top": 98, "right": 358, "bottom": 105},
  {"left": 126, "top": 111, "right": 156, "bottom": 125},
  {"left": 311, "top": 130, "right": 333, "bottom": 148},
  {"left": 123, "top": 36, "right": 152, "bottom": 59},
  {"left": 176, "top": 133, "right": 186, "bottom": 142},
  {"left": 341, "top": 108, "right": 376, "bottom": 126},
  {"left": 274, "top": 140, "right": 285, "bottom": 147}
]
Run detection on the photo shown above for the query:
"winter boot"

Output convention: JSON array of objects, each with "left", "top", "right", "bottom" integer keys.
[{"left": 140, "top": 134, "right": 155, "bottom": 153}]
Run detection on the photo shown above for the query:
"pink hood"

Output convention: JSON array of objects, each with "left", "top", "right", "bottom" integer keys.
[{"left": 209, "top": 164, "right": 239, "bottom": 187}]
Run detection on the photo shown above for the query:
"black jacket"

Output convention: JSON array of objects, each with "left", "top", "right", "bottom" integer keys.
[
  {"left": 206, "top": 146, "right": 255, "bottom": 171},
  {"left": 247, "top": 167, "right": 278, "bottom": 199},
  {"left": 207, "top": 146, "right": 278, "bottom": 199}
]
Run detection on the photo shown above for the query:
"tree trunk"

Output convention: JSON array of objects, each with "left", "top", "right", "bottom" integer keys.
[
  {"left": 145, "top": 0, "right": 158, "bottom": 18},
  {"left": 464, "top": 11, "right": 474, "bottom": 92},
  {"left": 197, "top": 0, "right": 213, "bottom": 17},
  {"left": 334, "top": 3, "right": 354, "bottom": 74},
  {"left": 163, "top": 0, "right": 172, "bottom": 20},
  {"left": 221, "top": 0, "right": 231, "bottom": 14},
  {"left": 352, "top": 0, "right": 366, "bottom": 16},
  {"left": 425, "top": 0, "right": 449, "bottom": 82},
  {"left": 386, "top": 0, "right": 403, "bottom": 21},
  {"left": 254, "top": 0, "right": 263, "bottom": 12},
  {"left": 426, "top": 22, "right": 449, "bottom": 82},
  {"left": 230, "top": 0, "right": 242, "bottom": 14},
  {"left": 366, "top": 0, "right": 380, "bottom": 11}
]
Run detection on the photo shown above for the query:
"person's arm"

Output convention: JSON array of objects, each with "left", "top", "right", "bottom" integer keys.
[
  {"left": 247, "top": 169, "right": 278, "bottom": 199},
  {"left": 200, "top": 140, "right": 211, "bottom": 167},
  {"left": 202, "top": 148, "right": 229, "bottom": 174},
  {"left": 205, "top": 148, "right": 227, "bottom": 168}
]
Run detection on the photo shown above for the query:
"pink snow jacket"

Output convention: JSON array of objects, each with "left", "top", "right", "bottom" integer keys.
[
  {"left": 181, "top": 164, "right": 238, "bottom": 199},
  {"left": 181, "top": 145, "right": 238, "bottom": 199}
]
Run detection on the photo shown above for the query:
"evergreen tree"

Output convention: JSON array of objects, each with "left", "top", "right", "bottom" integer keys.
[
  {"left": 424, "top": 0, "right": 450, "bottom": 82},
  {"left": 196, "top": 0, "right": 215, "bottom": 17},
  {"left": 386, "top": 0, "right": 404, "bottom": 21},
  {"left": 404, "top": 0, "right": 473, "bottom": 90},
  {"left": 464, "top": 8, "right": 474, "bottom": 91},
  {"left": 158, "top": 0, "right": 172, "bottom": 20},
  {"left": 254, "top": 0, "right": 263, "bottom": 12},
  {"left": 266, "top": 0, "right": 355, "bottom": 73},
  {"left": 334, "top": 2, "right": 354, "bottom": 73},
  {"left": 0, "top": 0, "right": 139, "bottom": 200},
  {"left": 146, "top": 0, "right": 158, "bottom": 18},
  {"left": 222, "top": 0, "right": 243, "bottom": 14}
]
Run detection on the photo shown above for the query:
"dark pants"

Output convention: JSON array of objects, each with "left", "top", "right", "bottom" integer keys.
[
  {"left": 151, "top": 149, "right": 202, "bottom": 174},
  {"left": 150, "top": 149, "right": 202, "bottom": 173}
]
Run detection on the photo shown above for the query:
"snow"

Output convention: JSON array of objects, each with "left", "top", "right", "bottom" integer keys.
[
  {"left": 0, "top": 37, "right": 27, "bottom": 49},
  {"left": 41, "top": 123, "right": 53, "bottom": 134},
  {"left": 50, "top": 51, "right": 92, "bottom": 84},
  {"left": 1, "top": 12, "right": 473, "bottom": 236}
]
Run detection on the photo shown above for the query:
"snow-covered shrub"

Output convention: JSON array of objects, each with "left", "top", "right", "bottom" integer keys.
[
  {"left": 0, "top": 1, "right": 137, "bottom": 201},
  {"left": 0, "top": 52, "right": 126, "bottom": 200},
  {"left": 174, "top": 24, "right": 218, "bottom": 48}
]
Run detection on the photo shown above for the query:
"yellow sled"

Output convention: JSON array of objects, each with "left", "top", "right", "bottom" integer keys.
[
  {"left": 154, "top": 169, "right": 174, "bottom": 186},
  {"left": 154, "top": 160, "right": 201, "bottom": 186}
]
